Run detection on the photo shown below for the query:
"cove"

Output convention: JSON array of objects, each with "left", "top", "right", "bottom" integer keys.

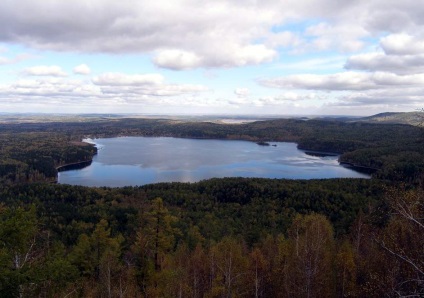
[{"left": 58, "top": 137, "right": 370, "bottom": 187}]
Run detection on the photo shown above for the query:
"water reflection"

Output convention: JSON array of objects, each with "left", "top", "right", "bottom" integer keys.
[{"left": 58, "top": 137, "right": 370, "bottom": 187}]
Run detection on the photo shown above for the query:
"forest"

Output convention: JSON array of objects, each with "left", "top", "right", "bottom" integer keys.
[
  {"left": 0, "top": 116, "right": 423, "bottom": 297},
  {"left": 1, "top": 117, "right": 423, "bottom": 183}
]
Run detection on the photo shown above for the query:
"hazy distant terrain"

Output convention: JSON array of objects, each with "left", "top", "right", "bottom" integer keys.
[
  {"left": 358, "top": 111, "right": 423, "bottom": 126},
  {"left": 1, "top": 111, "right": 421, "bottom": 126},
  {"left": 0, "top": 113, "right": 291, "bottom": 124}
]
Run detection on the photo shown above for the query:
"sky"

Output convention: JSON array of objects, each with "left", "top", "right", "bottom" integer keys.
[{"left": 0, "top": 0, "right": 423, "bottom": 116}]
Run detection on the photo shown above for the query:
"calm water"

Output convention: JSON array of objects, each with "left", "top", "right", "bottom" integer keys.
[{"left": 58, "top": 137, "right": 370, "bottom": 187}]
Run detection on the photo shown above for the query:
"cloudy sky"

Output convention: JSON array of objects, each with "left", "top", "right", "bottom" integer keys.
[{"left": 0, "top": 0, "right": 423, "bottom": 115}]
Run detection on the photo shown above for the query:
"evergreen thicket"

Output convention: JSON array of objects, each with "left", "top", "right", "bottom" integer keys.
[{"left": 0, "top": 117, "right": 423, "bottom": 297}]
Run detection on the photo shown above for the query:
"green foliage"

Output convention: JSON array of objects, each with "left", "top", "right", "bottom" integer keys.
[
  {"left": 69, "top": 219, "right": 123, "bottom": 278},
  {"left": 0, "top": 131, "right": 96, "bottom": 183},
  {"left": 0, "top": 179, "right": 421, "bottom": 296},
  {"left": 0, "top": 206, "right": 38, "bottom": 296},
  {"left": 0, "top": 117, "right": 423, "bottom": 182},
  {"left": 0, "top": 116, "right": 423, "bottom": 296}
]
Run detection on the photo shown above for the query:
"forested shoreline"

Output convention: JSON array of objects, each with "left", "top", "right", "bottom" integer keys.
[
  {"left": 0, "top": 117, "right": 423, "bottom": 297},
  {"left": 1, "top": 117, "right": 423, "bottom": 183}
]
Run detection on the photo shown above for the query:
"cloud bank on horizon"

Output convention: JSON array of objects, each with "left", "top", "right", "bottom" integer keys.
[{"left": 0, "top": 0, "right": 423, "bottom": 115}]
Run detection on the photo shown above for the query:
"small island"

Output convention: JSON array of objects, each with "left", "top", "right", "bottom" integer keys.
[{"left": 256, "top": 141, "right": 270, "bottom": 146}]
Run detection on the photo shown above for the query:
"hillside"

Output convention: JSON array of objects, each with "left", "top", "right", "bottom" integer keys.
[
  {"left": 359, "top": 111, "right": 423, "bottom": 126},
  {"left": 0, "top": 116, "right": 423, "bottom": 296}
]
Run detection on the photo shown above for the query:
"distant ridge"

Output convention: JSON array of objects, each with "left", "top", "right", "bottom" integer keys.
[{"left": 358, "top": 111, "right": 423, "bottom": 126}]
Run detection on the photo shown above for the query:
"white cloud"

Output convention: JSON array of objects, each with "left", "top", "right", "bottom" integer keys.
[
  {"left": 91, "top": 72, "right": 208, "bottom": 98},
  {"left": 154, "top": 45, "right": 276, "bottom": 70},
  {"left": 153, "top": 50, "right": 202, "bottom": 70},
  {"left": 0, "top": 53, "right": 32, "bottom": 65},
  {"left": 73, "top": 64, "right": 91, "bottom": 75},
  {"left": 245, "top": 92, "right": 328, "bottom": 108},
  {"left": 380, "top": 33, "right": 424, "bottom": 55},
  {"left": 92, "top": 73, "right": 164, "bottom": 86},
  {"left": 260, "top": 23, "right": 424, "bottom": 112},
  {"left": 234, "top": 88, "right": 249, "bottom": 97},
  {"left": 330, "top": 88, "right": 424, "bottom": 110},
  {"left": 265, "top": 31, "right": 302, "bottom": 49},
  {"left": 227, "top": 97, "right": 250, "bottom": 106},
  {"left": 282, "top": 92, "right": 302, "bottom": 101},
  {"left": 0, "top": 78, "right": 100, "bottom": 99},
  {"left": 98, "top": 82, "right": 208, "bottom": 97},
  {"left": 344, "top": 33, "right": 424, "bottom": 75},
  {"left": 277, "top": 56, "right": 346, "bottom": 72},
  {"left": 305, "top": 22, "right": 368, "bottom": 52},
  {"left": 0, "top": 71, "right": 209, "bottom": 111},
  {"left": 23, "top": 65, "right": 67, "bottom": 77},
  {"left": 0, "top": 56, "right": 11, "bottom": 65},
  {"left": 231, "top": 45, "right": 276, "bottom": 66},
  {"left": 1, "top": 0, "right": 424, "bottom": 114},
  {"left": 259, "top": 72, "right": 424, "bottom": 91},
  {"left": 345, "top": 52, "right": 424, "bottom": 74},
  {"left": 228, "top": 91, "right": 324, "bottom": 108},
  {"left": 0, "top": 0, "right": 391, "bottom": 69},
  {"left": 363, "top": 0, "right": 424, "bottom": 34},
  {"left": 98, "top": 83, "right": 208, "bottom": 97},
  {"left": 0, "top": 0, "right": 282, "bottom": 69}
]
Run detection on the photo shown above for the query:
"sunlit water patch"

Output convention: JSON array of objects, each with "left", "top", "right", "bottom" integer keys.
[{"left": 58, "top": 137, "right": 370, "bottom": 187}]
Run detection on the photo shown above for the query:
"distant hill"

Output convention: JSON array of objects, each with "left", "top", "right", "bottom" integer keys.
[{"left": 359, "top": 111, "right": 423, "bottom": 126}]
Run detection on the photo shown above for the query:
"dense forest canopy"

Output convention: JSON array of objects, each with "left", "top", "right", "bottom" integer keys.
[
  {"left": 0, "top": 115, "right": 423, "bottom": 297},
  {"left": 1, "top": 117, "right": 423, "bottom": 183}
]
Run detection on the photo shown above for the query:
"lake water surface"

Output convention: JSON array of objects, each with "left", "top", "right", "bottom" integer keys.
[{"left": 58, "top": 137, "right": 370, "bottom": 187}]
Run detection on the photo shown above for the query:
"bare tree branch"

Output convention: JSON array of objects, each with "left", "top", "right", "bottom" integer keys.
[{"left": 375, "top": 238, "right": 424, "bottom": 277}]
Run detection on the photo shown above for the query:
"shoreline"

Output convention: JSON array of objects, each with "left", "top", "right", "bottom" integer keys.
[
  {"left": 56, "top": 139, "right": 97, "bottom": 172},
  {"left": 300, "top": 149, "right": 340, "bottom": 157},
  {"left": 60, "top": 136, "right": 377, "bottom": 178},
  {"left": 339, "top": 162, "right": 378, "bottom": 174},
  {"left": 56, "top": 160, "right": 93, "bottom": 172}
]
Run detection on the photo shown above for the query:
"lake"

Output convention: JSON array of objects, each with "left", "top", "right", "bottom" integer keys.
[{"left": 58, "top": 137, "right": 370, "bottom": 187}]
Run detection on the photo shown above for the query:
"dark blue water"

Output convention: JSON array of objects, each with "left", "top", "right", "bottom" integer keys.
[{"left": 58, "top": 137, "right": 370, "bottom": 187}]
